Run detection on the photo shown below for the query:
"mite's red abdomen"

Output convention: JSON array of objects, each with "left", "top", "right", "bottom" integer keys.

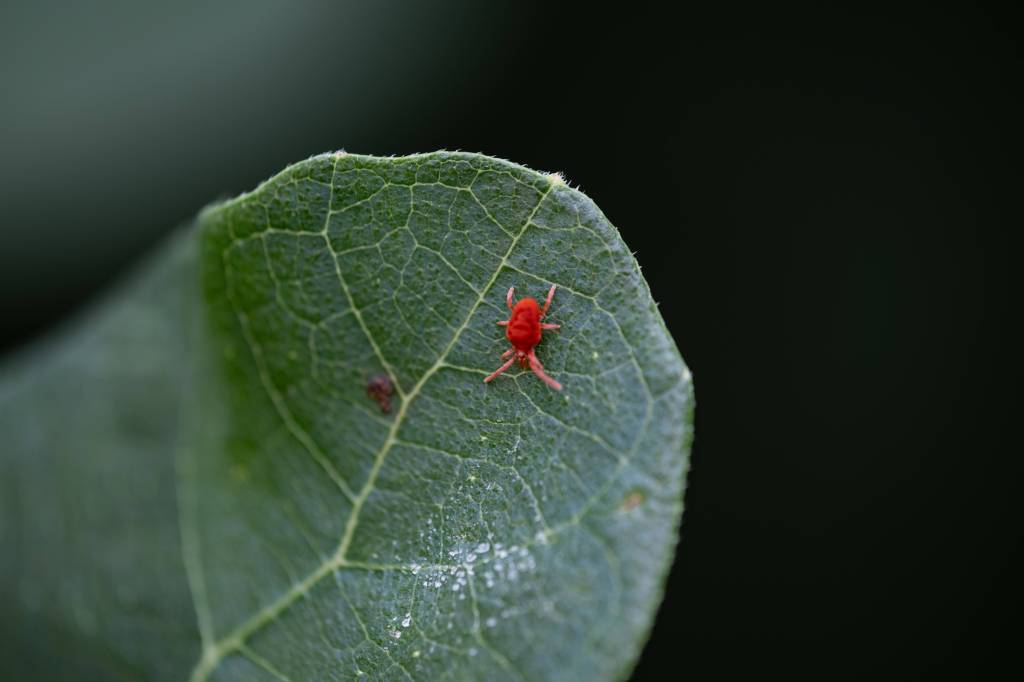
[{"left": 506, "top": 297, "right": 542, "bottom": 351}]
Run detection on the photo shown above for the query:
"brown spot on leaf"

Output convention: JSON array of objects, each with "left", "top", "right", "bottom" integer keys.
[
  {"left": 618, "top": 490, "right": 645, "bottom": 512},
  {"left": 366, "top": 374, "right": 394, "bottom": 413}
]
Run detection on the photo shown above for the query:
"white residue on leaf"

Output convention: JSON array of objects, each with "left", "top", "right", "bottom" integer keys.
[{"left": 413, "top": 538, "right": 536, "bottom": 600}]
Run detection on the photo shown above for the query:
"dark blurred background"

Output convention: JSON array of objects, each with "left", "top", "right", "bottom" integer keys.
[{"left": 2, "top": 2, "right": 1019, "bottom": 679}]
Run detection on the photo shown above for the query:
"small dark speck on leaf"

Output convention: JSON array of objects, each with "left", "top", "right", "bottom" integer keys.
[
  {"left": 618, "top": 490, "right": 645, "bottom": 512},
  {"left": 366, "top": 374, "right": 394, "bottom": 413}
]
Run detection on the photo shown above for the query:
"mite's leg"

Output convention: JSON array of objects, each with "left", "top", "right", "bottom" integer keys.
[
  {"left": 506, "top": 287, "right": 516, "bottom": 310},
  {"left": 497, "top": 320, "right": 509, "bottom": 326},
  {"left": 540, "top": 284, "right": 557, "bottom": 317},
  {"left": 541, "top": 323, "right": 560, "bottom": 330},
  {"left": 484, "top": 356, "right": 517, "bottom": 384},
  {"left": 501, "top": 347, "right": 514, "bottom": 359},
  {"left": 527, "top": 350, "right": 562, "bottom": 390}
]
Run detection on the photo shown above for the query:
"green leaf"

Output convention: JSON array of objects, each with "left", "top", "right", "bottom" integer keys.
[{"left": 1, "top": 152, "right": 694, "bottom": 681}]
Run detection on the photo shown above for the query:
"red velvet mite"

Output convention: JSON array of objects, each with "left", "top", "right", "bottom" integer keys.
[{"left": 484, "top": 284, "right": 562, "bottom": 390}]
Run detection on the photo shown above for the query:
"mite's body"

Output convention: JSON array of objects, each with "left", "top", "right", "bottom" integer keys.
[
  {"left": 484, "top": 284, "right": 562, "bottom": 390},
  {"left": 506, "top": 297, "right": 543, "bottom": 353}
]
